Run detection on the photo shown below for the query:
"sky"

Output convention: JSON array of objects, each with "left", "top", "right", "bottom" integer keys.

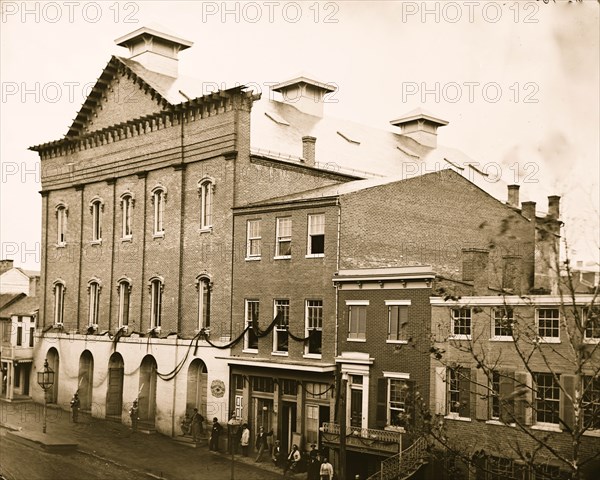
[{"left": 1, "top": 0, "right": 599, "bottom": 270}]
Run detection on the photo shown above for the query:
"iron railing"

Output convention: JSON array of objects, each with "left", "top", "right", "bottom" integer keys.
[{"left": 366, "top": 436, "right": 428, "bottom": 480}]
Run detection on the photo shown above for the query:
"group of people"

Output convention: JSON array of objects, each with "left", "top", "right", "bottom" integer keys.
[{"left": 179, "top": 408, "right": 224, "bottom": 450}]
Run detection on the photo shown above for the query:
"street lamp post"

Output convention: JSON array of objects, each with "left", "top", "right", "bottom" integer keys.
[
  {"left": 36, "top": 359, "right": 55, "bottom": 434},
  {"left": 227, "top": 415, "right": 241, "bottom": 480},
  {"left": 339, "top": 372, "right": 348, "bottom": 480}
]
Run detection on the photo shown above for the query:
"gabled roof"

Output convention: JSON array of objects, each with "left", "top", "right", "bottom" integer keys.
[
  {"left": 0, "top": 293, "right": 26, "bottom": 311},
  {"left": 16, "top": 268, "right": 40, "bottom": 279},
  {"left": 0, "top": 295, "right": 39, "bottom": 317}
]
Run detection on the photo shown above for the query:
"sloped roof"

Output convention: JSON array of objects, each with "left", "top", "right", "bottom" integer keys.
[
  {"left": 0, "top": 295, "right": 39, "bottom": 317},
  {"left": 16, "top": 268, "right": 40, "bottom": 279},
  {"left": 0, "top": 293, "right": 25, "bottom": 311}
]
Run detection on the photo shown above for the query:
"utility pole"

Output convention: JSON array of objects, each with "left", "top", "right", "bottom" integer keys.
[{"left": 339, "top": 372, "right": 348, "bottom": 480}]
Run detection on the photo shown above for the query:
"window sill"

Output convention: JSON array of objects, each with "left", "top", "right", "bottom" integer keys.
[
  {"left": 245, "top": 257, "right": 261, "bottom": 261},
  {"left": 583, "top": 338, "right": 600, "bottom": 344},
  {"left": 583, "top": 429, "right": 600, "bottom": 437},
  {"left": 56, "top": 243, "right": 67, "bottom": 248},
  {"left": 305, "top": 254, "right": 324, "bottom": 259},
  {"left": 449, "top": 335, "right": 471, "bottom": 341},
  {"left": 199, "top": 227, "right": 212, "bottom": 234},
  {"left": 153, "top": 232, "right": 165, "bottom": 239},
  {"left": 485, "top": 420, "right": 511, "bottom": 426},
  {"left": 531, "top": 423, "right": 562, "bottom": 432},
  {"left": 303, "top": 353, "right": 322, "bottom": 360},
  {"left": 347, "top": 338, "right": 366, "bottom": 342},
  {"left": 121, "top": 236, "right": 132, "bottom": 243},
  {"left": 273, "top": 256, "right": 291, "bottom": 260},
  {"left": 386, "top": 340, "right": 408, "bottom": 344},
  {"left": 271, "top": 352, "right": 289, "bottom": 357},
  {"left": 384, "top": 426, "right": 406, "bottom": 433},
  {"left": 536, "top": 337, "right": 561, "bottom": 344},
  {"left": 445, "top": 415, "right": 472, "bottom": 422},
  {"left": 242, "top": 349, "right": 258, "bottom": 354},
  {"left": 490, "top": 336, "right": 514, "bottom": 342},
  {"left": 90, "top": 240, "right": 102, "bottom": 246}
]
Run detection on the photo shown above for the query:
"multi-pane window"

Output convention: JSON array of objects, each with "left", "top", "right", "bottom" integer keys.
[
  {"left": 281, "top": 379, "right": 298, "bottom": 396},
  {"left": 29, "top": 326, "right": 35, "bottom": 347},
  {"left": 150, "top": 278, "right": 163, "bottom": 328},
  {"left": 88, "top": 281, "right": 100, "bottom": 326},
  {"left": 197, "top": 277, "right": 211, "bottom": 329},
  {"left": 451, "top": 308, "right": 471, "bottom": 338},
  {"left": 348, "top": 305, "right": 367, "bottom": 340},
  {"left": 389, "top": 379, "right": 410, "bottom": 427},
  {"left": 493, "top": 307, "right": 513, "bottom": 338},
  {"left": 306, "top": 404, "right": 319, "bottom": 446},
  {"left": 245, "top": 300, "right": 259, "bottom": 350},
  {"left": 199, "top": 180, "right": 213, "bottom": 230},
  {"left": 583, "top": 375, "right": 600, "bottom": 430},
  {"left": 56, "top": 205, "right": 67, "bottom": 245},
  {"left": 491, "top": 371, "right": 501, "bottom": 420},
  {"left": 252, "top": 376, "right": 274, "bottom": 393},
  {"left": 307, "top": 214, "right": 325, "bottom": 255},
  {"left": 487, "top": 456, "right": 517, "bottom": 480},
  {"left": 388, "top": 305, "right": 408, "bottom": 341},
  {"left": 447, "top": 367, "right": 471, "bottom": 418},
  {"left": 534, "top": 373, "right": 560, "bottom": 425},
  {"left": 275, "top": 217, "right": 292, "bottom": 257},
  {"left": 306, "top": 300, "right": 323, "bottom": 355},
  {"left": 584, "top": 307, "right": 600, "bottom": 340},
  {"left": 121, "top": 194, "right": 133, "bottom": 239},
  {"left": 537, "top": 308, "right": 560, "bottom": 340},
  {"left": 152, "top": 188, "right": 165, "bottom": 235},
  {"left": 90, "top": 199, "right": 103, "bottom": 242},
  {"left": 246, "top": 220, "right": 261, "bottom": 258},
  {"left": 53, "top": 281, "right": 65, "bottom": 325},
  {"left": 117, "top": 280, "right": 131, "bottom": 328},
  {"left": 274, "top": 300, "right": 290, "bottom": 353}
]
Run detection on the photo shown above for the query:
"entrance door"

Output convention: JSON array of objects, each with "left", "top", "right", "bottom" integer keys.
[
  {"left": 318, "top": 405, "right": 330, "bottom": 451},
  {"left": 106, "top": 353, "right": 124, "bottom": 417},
  {"left": 281, "top": 402, "right": 297, "bottom": 455},
  {"left": 78, "top": 351, "right": 94, "bottom": 412},
  {"left": 22, "top": 364, "right": 30, "bottom": 395},
  {"left": 186, "top": 359, "right": 208, "bottom": 419},
  {"left": 138, "top": 356, "right": 157, "bottom": 425},
  {"left": 253, "top": 398, "right": 274, "bottom": 434},
  {"left": 47, "top": 348, "right": 59, "bottom": 403},
  {"left": 350, "top": 389, "right": 363, "bottom": 428}
]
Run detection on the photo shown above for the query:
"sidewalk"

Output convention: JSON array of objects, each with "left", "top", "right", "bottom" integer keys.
[{"left": 0, "top": 401, "right": 298, "bottom": 480}]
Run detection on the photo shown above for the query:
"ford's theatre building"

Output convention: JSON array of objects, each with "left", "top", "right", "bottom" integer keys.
[{"left": 29, "top": 26, "right": 597, "bottom": 480}]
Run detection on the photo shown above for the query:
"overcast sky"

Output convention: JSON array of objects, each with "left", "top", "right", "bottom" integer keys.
[{"left": 1, "top": 0, "right": 598, "bottom": 270}]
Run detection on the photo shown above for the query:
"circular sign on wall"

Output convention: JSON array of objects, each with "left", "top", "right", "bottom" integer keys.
[{"left": 211, "top": 379, "right": 225, "bottom": 398}]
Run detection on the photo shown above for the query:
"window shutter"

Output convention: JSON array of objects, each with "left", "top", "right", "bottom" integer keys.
[
  {"left": 376, "top": 378, "right": 387, "bottom": 428},
  {"left": 499, "top": 372, "right": 516, "bottom": 424},
  {"left": 560, "top": 374, "right": 577, "bottom": 432},
  {"left": 399, "top": 306, "right": 409, "bottom": 339},
  {"left": 434, "top": 367, "right": 446, "bottom": 415},
  {"left": 459, "top": 368, "right": 471, "bottom": 418},
  {"left": 514, "top": 372, "right": 533, "bottom": 426},
  {"left": 475, "top": 368, "right": 489, "bottom": 421}
]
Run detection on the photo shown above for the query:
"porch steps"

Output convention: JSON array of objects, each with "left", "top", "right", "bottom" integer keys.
[
  {"left": 366, "top": 436, "right": 428, "bottom": 480},
  {"left": 172, "top": 434, "right": 209, "bottom": 448},
  {"left": 137, "top": 421, "right": 157, "bottom": 434}
]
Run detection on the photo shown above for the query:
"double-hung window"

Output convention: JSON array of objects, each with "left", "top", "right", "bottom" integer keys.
[
  {"left": 493, "top": 307, "right": 514, "bottom": 339},
  {"left": 306, "top": 214, "right": 325, "bottom": 256},
  {"left": 447, "top": 367, "right": 471, "bottom": 418},
  {"left": 88, "top": 280, "right": 100, "bottom": 327},
  {"left": 199, "top": 179, "right": 213, "bottom": 230},
  {"left": 305, "top": 300, "right": 323, "bottom": 355},
  {"left": 150, "top": 278, "right": 163, "bottom": 329},
  {"left": 90, "top": 199, "right": 103, "bottom": 243},
  {"left": 273, "top": 300, "right": 290, "bottom": 353},
  {"left": 537, "top": 308, "right": 560, "bottom": 342},
  {"left": 583, "top": 375, "right": 600, "bottom": 430},
  {"left": 244, "top": 300, "right": 259, "bottom": 351},
  {"left": 451, "top": 308, "right": 471, "bottom": 339},
  {"left": 152, "top": 187, "right": 166, "bottom": 237},
  {"left": 246, "top": 219, "right": 261, "bottom": 258},
  {"left": 121, "top": 194, "right": 133, "bottom": 239},
  {"left": 53, "top": 281, "right": 65, "bottom": 325},
  {"left": 275, "top": 217, "right": 292, "bottom": 257},
  {"left": 584, "top": 307, "right": 600, "bottom": 341},
  {"left": 347, "top": 301, "right": 368, "bottom": 340},
  {"left": 386, "top": 301, "right": 410, "bottom": 342},
  {"left": 388, "top": 378, "right": 412, "bottom": 428},
  {"left": 197, "top": 277, "right": 211, "bottom": 330},
  {"left": 534, "top": 373, "right": 560, "bottom": 425},
  {"left": 117, "top": 280, "right": 131, "bottom": 328},
  {"left": 56, "top": 205, "right": 67, "bottom": 245}
]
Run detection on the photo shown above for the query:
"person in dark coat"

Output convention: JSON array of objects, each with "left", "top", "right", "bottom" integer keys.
[
  {"left": 70, "top": 392, "right": 80, "bottom": 423},
  {"left": 129, "top": 399, "right": 139, "bottom": 431},
  {"left": 209, "top": 417, "right": 223, "bottom": 452},
  {"left": 190, "top": 408, "right": 204, "bottom": 442},
  {"left": 307, "top": 443, "right": 321, "bottom": 480},
  {"left": 272, "top": 439, "right": 283, "bottom": 467},
  {"left": 254, "top": 426, "right": 273, "bottom": 462}
]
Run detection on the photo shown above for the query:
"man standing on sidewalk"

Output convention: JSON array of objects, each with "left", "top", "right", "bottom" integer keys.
[
  {"left": 209, "top": 417, "right": 223, "bottom": 452},
  {"left": 191, "top": 408, "right": 204, "bottom": 443},
  {"left": 70, "top": 392, "right": 80, "bottom": 423},
  {"left": 254, "top": 426, "right": 272, "bottom": 462},
  {"left": 129, "top": 399, "right": 139, "bottom": 432}
]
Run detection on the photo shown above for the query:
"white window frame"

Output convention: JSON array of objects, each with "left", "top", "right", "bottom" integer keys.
[
  {"left": 120, "top": 193, "right": 134, "bottom": 240},
  {"left": 273, "top": 299, "right": 290, "bottom": 355},
  {"left": 90, "top": 198, "right": 104, "bottom": 244},
  {"left": 306, "top": 213, "right": 325, "bottom": 258},
  {"left": 117, "top": 279, "right": 131, "bottom": 329},
  {"left": 346, "top": 300, "right": 368, "bottom": 342},
  {"left": 244, "top": 299, "right": 259, "bottom": 352},
  {"left": 583, "top": 307, "right": 600, "bottom": 343},
  {"left": 385, "top": 300, "right": 411, "bottom": 344},
  {"left": 450, "top": 308, "right": 472, "bottom": 340},
  {"left": 196, "top": 275, "right": 211, "bottom": 330},
  {"left": 275, "top": 217, "right": 292, "bottom": 259},
  {"left": 304, "top": 299, "right": 323, "bottom": 358},
  {"left": 533, "top": 372, "right": 561, "bottom": 427},
  {"left": 56, "top": 204, "right": 68, "bottom": 246},
  {"left": 536, "top": 308, "right": 560, "bottom": 343},
  {"left": 246, "top": 219, "right": 262, "bottom": 260},
  {"left": 87, "top": 280, "right": 101, "bottom": 327},
  {"left": 198, "top": 178, "right": 214, "bottom": 231},
  {"left": 53, "top": 280, "right": 65, "bottom": 326},
  {"left": 151, "top": 186, "right": 166, "bottom": 238},
  {"left": 149, "top": 277, "right": 163, "bottom": 329},
  {"left": 383, "top": 372, "right": 411, "bottom": 431},
  {"left": 491, "top": 307, "right": 514, "bottom": 341}
]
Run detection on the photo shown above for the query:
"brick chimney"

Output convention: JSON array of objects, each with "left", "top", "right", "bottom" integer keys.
[
  {"left": 507, "top": 185, "right": 520, "bottom": 208},
  {"left": 302, "top": 136, "right": 317, "bottom": 166},
  {"left": 547, "top": 195, "right": 561, "bottom": 220},
  {"left": 390, "top": 108, "right": 448, "bottom": 148},
  {"left": 271, "top": 76, "right": 336, "bottom": 118},
  {"left": 115, "top": 26, "right": 193, "bottom": 78},
  {"left": 462, "top": 248, "right": 489, "bottom": 294},
  {"left": 502, "top": 255, "right": 523, "bottom": 294},
  {"left": 0, "top": 259, "right": 14, "bottom": 275},
  {"left": 521, "top": 201, "right": 536, "bottom": 221}
]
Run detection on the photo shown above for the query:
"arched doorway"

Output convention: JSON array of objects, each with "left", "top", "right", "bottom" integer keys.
[
  {"left": 138, "top": 355, "right": 157, "bottom": 425},
  {"left": 106, "top": 353, "right": 124, "bottom": 418},
  {"left": 78, "top": 351, "right": 94, "bottom": 412},
  {"left": 46, "top": 348, "right": 59, "bottom": 404},
  {"left": 186, "top": 359, "right": 208, "bottom": 418}
]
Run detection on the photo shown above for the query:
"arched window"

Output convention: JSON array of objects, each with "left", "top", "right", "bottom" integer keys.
[
  {"left": 149, "top": 277, "right": 163, "bottom": 329},
  {"left": 87, "top": 279, "right": 101, "bottom": 327},
  {"left": 53, "top": 280, "right": 65, "bottom": 325},
  {"left": 120, "top": 193, "right": 134, "bottom": 239},
  {"left": 195, "top": 275, "right": 212, "bottom": 330},
  {"left": 151, "top": 186, "right": 167, "bottom": 237},
  {"left": 116, "top": 278, "right": 131, "bottom": 328},
  {"left": 89, "top": 197, "right": 104, "bottom": 243},
  {"left": 55, "top": 203, "right": 68, "bottom": 245},
  {"left": 198, "top": 178, "right": 214, "bottom": 230}
]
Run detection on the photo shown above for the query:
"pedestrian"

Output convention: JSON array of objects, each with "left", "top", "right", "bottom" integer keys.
[
  {"left": 319, "top": 457, "right": 334, "bottom": 480},
  {"left": 284, "top": 444, "right": 301, "bottom": 476},
  {"left": 240, "top": 423, "right": 250, "bottom": 456},
  {"left": 254, "top": 426, "right": 273, "bottom": 462},
  {"left": 227, "top": 412, "right": 241, "bottom": 454},
  {"left": 209, "top": 417, "right": 223, "bottom": 452},
  {"left": 70, "top": 392, "right": 80, "bottom": 423},
  {"left": 307, "top": 443, "right": 321, "bottom": 480},
  {"left": 272, "top": 439, "right": 283, "bottom": 467},
  {"left": 191, "top": 408, "right": 204, "bottom": 442},
  {"left": 129, "top": 399, "right": 139, "bottom": 432}
]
